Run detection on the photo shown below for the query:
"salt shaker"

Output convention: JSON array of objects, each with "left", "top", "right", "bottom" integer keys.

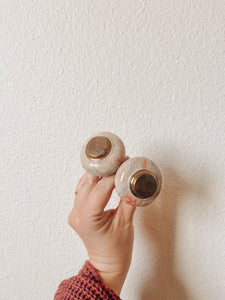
[
  {"left": 80, "top": 132, "right": 126, "bottom": 177},
  {"left": 115, "top": 157, "right": 162, "bottom": 206}
]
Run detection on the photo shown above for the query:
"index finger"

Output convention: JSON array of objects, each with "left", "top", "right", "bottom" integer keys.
[
  {"left": 84, "top": 174, "right": 115, "bottom": 214},
  {"left": 84, "top": 156, "right": 130, "bottom": 215}
]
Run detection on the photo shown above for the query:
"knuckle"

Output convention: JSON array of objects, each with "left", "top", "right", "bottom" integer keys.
[
  {"left": 67, "top": 212, "right": 74, "bottom": 227},
  {"left": 68, "top": 210, "right": 84, "bottom": 231}
]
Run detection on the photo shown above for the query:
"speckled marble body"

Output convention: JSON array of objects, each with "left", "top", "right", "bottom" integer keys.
[
  {"left": 115, "top": 157, "right": 162, "bottom": 206},
  {"left": 80, "top": 132, "right": 126, "bottom": 176}
]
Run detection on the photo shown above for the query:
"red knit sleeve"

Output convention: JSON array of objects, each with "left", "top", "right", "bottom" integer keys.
[{"left": 54, "top": 260, "right": 122, "bottom": 300}]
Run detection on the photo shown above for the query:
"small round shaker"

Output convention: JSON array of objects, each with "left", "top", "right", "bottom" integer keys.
[
  {"left": 80, "top": 132, "right": 126, "bottom": 177},
  {"left": 115, "top": 157, "right": 162, "bottom": 206}
]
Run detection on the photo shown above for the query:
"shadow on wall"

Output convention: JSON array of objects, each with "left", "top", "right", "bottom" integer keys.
[{"left": 138, "top": 161, "right": 206, "bottom": 300}]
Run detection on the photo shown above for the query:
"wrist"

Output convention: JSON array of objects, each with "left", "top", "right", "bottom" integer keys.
[
  {"left": 88, "top": 255, "right": 131, "bottom": 295},
  {"left": 97, "top": 269, "right": 127, "bottom": 295}
]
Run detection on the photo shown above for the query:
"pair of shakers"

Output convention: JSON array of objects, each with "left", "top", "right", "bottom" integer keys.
[{"left": 80, "top": 132, "right": 162, "bottom": 207}]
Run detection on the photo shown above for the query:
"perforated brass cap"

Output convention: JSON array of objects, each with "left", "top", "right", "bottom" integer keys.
[
  {"left": 85, "top": 136, "right": 112, "bottom": 160},
  {"left": 130, "top": 170, "right": 158, "bottom": 199}
]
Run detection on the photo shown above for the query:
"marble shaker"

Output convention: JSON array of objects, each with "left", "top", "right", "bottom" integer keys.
[
  {"left": 115, "top": 157, "right": 162, "bottom": 206},
  {"left": 80, "top": 132, "right": 126, "bottom": 177}
]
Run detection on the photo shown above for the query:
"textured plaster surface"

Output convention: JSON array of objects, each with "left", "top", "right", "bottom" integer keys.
[{"left": 0, "top": 1, "right": 225, "bottom": 299}]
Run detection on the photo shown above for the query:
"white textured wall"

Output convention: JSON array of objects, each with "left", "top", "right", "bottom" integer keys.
[{"left": 1, "top": 1, "right": 225, "bottom": 299}]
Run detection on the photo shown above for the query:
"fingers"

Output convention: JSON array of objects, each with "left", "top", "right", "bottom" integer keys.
[
  {"left": 74, "top": 156, "right": 130, "bottom": 214},
  {"left": 116, "top": 200, "right": 136, "bottom": 223},
  {"left": 86, "top": 174, "right": 115, "bottom": 214},
  {"left": 74, "top": 172, "right": 100, "bottom": 206}
]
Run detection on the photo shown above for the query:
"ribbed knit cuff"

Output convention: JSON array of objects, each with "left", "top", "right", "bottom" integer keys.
[{"left": 54, "top": 260, "right": 121, "bottom": 300}]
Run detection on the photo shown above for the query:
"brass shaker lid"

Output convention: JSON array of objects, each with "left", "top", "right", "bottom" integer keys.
[
  {"left": 130, "top": 170, "right": 158, "bottom": 199},
  {"left": 85, "top": 136, "right": 112, "bottom": 160}
]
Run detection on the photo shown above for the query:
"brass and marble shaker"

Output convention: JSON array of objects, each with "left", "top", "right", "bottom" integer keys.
[
  {"left": 115, "top": 157, "right": 162, "bottom": 206},
  {"left": 80, "top": 132, "right": 126, "bottom": 177}
]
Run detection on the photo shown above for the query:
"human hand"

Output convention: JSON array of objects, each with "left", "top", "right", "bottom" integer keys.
[{"left": 68, "top": 157, "right": 136, "bottom": 296}]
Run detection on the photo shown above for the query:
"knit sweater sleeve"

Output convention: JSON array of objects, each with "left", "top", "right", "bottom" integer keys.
[{"left": 54, "top": 260, "right": 122, "bottom": 300}]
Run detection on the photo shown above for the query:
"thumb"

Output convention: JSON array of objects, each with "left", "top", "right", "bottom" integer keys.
[{"left": 117, "top": 199, "right": 136, "bottom": 223}]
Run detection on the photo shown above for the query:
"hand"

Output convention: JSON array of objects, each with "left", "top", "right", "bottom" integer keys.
[{"left": 68, "top": 157, "right": 136, "bottom": 296}]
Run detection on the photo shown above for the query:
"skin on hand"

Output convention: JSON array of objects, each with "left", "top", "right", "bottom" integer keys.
[{"left": 68, "top": 156, "right": 136, "bottom": 296}]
